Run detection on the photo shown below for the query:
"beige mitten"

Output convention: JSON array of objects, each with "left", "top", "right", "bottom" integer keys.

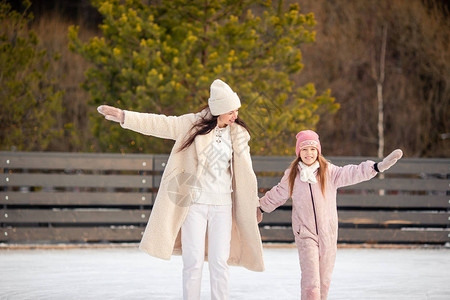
[
  {"left": 97, "top": 105, "right": 125, "bottom": 123},
  {"left": 377, "top": 149, "right": 403, "bottom": 172},
  {"left": 257, "top": 207, "right": 263, "bottom": 223}
]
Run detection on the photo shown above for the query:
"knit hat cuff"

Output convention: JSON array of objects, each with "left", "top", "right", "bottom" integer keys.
[{"left": 298, "top": 140, "right": 320, "bottom": 151}]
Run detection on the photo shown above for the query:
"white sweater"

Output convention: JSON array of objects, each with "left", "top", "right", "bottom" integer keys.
[{"left": 195, "top": 125, "right": 233, "bottom": 205}]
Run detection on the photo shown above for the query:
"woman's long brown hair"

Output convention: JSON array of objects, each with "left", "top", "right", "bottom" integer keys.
[
  {"left": 177, "top": 106, "right": 250, "bottom": 152},
  {"left": 288, "top": 155, "right": 328, "bottom": 197}
]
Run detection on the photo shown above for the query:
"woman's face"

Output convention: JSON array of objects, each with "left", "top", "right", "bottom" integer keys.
[
  {"left": 217, "top": 109, "right": 239, "bottom": 127},
  {"left": 300, "top": 146, "right": 318, "bottom": 166}
]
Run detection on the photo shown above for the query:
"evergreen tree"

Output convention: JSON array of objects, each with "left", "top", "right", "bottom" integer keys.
[
  {"left": 69, "top": 0, "right": 338, "bottom": 154},
  {"left": 0, "top": 0, "right": 63, "bottom": 151}
]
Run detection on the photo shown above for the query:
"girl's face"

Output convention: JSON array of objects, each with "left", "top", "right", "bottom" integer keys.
[
  {"left": 217, "top": 109, "right": 239, "bottom": 128},
  {"left": 300, "top": 146, "right": 318, "bottom": 166}
]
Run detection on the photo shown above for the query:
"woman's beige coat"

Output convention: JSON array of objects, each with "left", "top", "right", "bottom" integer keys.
[{"left": 121, "top": 109, "right": 264, "bottom": 272}]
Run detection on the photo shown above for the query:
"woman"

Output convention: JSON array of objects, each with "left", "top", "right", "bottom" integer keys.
[{"left": 97, "top": 79, "right": 264, "bottom": 300}]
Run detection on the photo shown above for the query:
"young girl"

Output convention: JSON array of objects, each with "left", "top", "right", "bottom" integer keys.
[
  {"left": 98, "top": 79, "right": 264, "bottom": 300},
  {"left": 258, "top": 130, "right": 402, "bottom": 300}
]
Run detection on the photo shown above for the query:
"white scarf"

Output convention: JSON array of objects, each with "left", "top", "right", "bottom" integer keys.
[{"left": 299, "top": 161, "right": 319, "bottom": 184}]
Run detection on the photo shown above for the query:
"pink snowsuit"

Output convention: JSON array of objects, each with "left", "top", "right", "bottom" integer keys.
[{"left": 259, "top": 160, "right": 377, "bottom": 300}]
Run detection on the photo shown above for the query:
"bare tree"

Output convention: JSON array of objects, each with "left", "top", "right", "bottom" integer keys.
[
  {"left": 371, "top": 24, "right": 388, "bottom": 159},
  {"left": 297, "top": 0, "right": 449, "bottom": 157}
]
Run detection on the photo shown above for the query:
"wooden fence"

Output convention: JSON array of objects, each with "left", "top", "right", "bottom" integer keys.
[{"left": 1, "top": 151, "right": 449, "bottom": 245}]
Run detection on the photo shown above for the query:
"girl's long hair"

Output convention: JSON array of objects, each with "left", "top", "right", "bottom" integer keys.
[
  {"left": 177, "top": 106, "right": 250, "bottom": 152},
  {"left": 288, "top": 154, "right": 328, "bottom": 198}
]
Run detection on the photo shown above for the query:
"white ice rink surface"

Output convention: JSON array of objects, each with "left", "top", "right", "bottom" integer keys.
[{"left": 0, "top": 246, "right": 449, "bottom": 300}]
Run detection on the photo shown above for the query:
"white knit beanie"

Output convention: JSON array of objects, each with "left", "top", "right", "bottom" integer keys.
[{"left": 208, "top": 79, "right": 241, "bottom": 116}]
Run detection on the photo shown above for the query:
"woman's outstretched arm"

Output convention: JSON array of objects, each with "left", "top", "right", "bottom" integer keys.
[{"left": 97, "top": 105, "right": 196, "bottom": 140}]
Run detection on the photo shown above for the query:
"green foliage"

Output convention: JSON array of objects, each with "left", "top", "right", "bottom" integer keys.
[
  {"left": 0, "top": 0, "right": 63, "bottom": 151},
  {"left": 69, "top": 0, "right": 338, "bottom": 155}
]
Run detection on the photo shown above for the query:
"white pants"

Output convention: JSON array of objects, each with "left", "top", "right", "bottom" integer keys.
[{"left": 181, "top": 203, "right": 232, "bottom": 300}]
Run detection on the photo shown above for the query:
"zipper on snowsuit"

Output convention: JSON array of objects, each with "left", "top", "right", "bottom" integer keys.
[{"left": 308, "top": 183, "right": 318, "bottom": 235}]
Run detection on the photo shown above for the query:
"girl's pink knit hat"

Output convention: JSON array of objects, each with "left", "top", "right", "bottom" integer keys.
[{"left": 295, "top": 130, "right": 321, "bottom": 157}]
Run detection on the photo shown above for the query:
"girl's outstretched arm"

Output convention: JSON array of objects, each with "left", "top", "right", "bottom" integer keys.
[
  {"left": 332, "top": 149, "right": 403, "bottom": 188},
  {"left": 259, "top": 169, "right": 291, "bottom": 213}
]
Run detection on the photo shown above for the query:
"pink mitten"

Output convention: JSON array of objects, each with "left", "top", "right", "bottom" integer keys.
[
  {"left": 97, "top": 105, "right": 124, "bottom": 123},
  {"left": 378, "top": 149, "right": 403, "bottom": 172}
]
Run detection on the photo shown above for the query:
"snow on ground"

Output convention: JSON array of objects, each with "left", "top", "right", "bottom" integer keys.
[{"left": 0, "top": 245, "right": 449, "bottom": 300}]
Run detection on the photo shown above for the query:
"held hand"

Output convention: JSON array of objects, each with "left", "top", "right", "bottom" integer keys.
[
  {"left": 257, "top": 207, "right": 263, "bottom": 223},
  {"left": 378, "top": 149, "right": 403, "bottom": 172},
  {"left": 97, "top": 105, "right": 124, "bottom": 123}
]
